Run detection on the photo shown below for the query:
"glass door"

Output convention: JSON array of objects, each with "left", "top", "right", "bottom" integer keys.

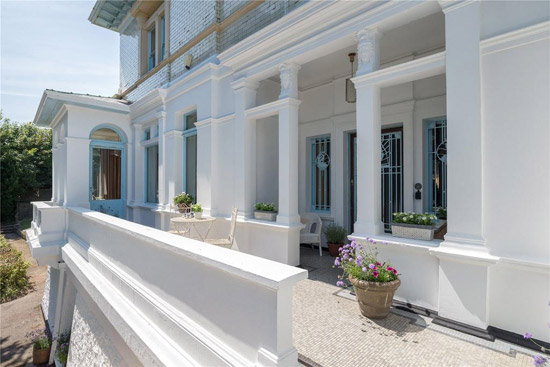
[{"left": 90, "top": 147, "right": 125, "bottom": 218}]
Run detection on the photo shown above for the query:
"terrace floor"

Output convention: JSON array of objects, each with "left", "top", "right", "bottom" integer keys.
[{"left": 293, "top": 247, "right": 537, "bottom": 367}]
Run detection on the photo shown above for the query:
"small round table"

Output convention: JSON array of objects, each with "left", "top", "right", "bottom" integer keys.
[{"left": 170, "top": 216, "right": 216, "bottom": 241}]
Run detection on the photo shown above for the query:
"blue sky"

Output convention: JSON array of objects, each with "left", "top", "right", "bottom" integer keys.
[{"left": 1, "top": 1, "right": 120, "bottom": 123}]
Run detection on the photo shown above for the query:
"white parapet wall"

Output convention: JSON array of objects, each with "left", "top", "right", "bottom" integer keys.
[{"left": 29, "top": 203, "right": 308, "bottom": 366}]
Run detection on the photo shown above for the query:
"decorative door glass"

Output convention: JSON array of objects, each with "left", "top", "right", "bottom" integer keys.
[
  {"left": 381, "top": 129, "right": 403, "bottom": 231},
  {"left": 426, "top": 117, "right": 447, "bottom": 211}
]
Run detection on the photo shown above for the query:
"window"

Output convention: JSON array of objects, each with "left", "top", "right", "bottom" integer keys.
[
  {"left": 425, "top": 117, "right": 447, "bottom": 211},
  {"left": 183, "top": 111, "right": 197, "bottom": 201},
  {"left": 146, "top": 145, "right": 159, "bottom": 203},
  {"left": 311, "top": 135, "right": 331, "bottom": 212},
  {"left": 147, "top": 27, "right": 156, "bottom": 71},
  {"left": 139, "top": 4, "right": 168, "bottom": 76},
  {"left": 91, "top": 128, "right": 121, "bottom": 142},
  {"left": 92, "top": 148, "right": 122, "bottom": 200},
  {"left": 144, "top": 127, "right": 151, "bottom": 141},
  {"left": 160, "top": 16, "right": 166, "bottom": 62}
]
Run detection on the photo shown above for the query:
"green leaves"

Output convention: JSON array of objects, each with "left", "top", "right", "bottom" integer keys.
[
  {"left": 393, "top": 212, "right": 437, "bottom": 226},
  {"left": 324, "top": 223, "right": 347, "bottom": 244},
  {"left": 0, "top": 235, "right": 30, "bottom": 303},
  {"left": 254, "top": 202, "right": 277, "bottom": 212},
  {"left": 0, "top": 112, "right": 52, "bottom": 222}
]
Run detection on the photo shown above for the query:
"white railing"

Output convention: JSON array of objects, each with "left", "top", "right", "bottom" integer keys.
[{"left": 36, "top": 204, "right": 307, "bottom": 366}]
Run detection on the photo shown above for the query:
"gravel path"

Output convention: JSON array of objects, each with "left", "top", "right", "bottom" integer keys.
[{"left": 1, "top": 233, "right": 48, "bottom": 367}]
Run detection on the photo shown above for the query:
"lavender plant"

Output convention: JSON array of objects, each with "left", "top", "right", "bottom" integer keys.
[
  {"left": 56, "top": 330, "right": 71, "bottom": 365},
  {"left": 524, "top": 305, "right": 550, "bottom": 367},
  {"left": 26, "top": 328, "right": 51, "bottom": 350},
  {"left": 334, "top": 239, "right": 399, "bottom": 287}
]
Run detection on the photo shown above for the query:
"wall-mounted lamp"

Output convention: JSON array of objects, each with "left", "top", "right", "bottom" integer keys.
[
  {"left": 345, "top": 53, "right": 356, "bottom": 103},
  {"left": 414, "top": 183, "right": 422, "bottom": 200}
]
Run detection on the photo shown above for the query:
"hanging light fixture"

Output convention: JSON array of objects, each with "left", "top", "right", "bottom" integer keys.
[{"left": 345, "top": 52, "right": 357, "bottom": 103}]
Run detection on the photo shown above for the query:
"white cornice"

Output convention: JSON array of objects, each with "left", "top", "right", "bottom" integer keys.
[
  {"left": 220, "top": 1, "right": 437, "bottom": 81},
  {"left": 245, "top": 98, "right": 302, "bottom": 120},
  {"left": 129, "top": 89, "right": 166, "bottom": 118},
  {"left": 352, "top": 52, "right": 445, "bottom": 89},
  {"left": 481, "top": 21, "right": 550, "bottom": 55},
  {"left": 437, "top": 0, "right": 478, "bottom": 14}
]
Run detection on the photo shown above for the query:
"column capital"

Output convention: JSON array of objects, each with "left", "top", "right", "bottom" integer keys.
[
  {"left": 355, "top": 28, "right": 382, "bottom": 76},
  {"left": 155, "top": 111, "right": 166, "bottom": 120},
  {"left": 231, "top": 77, "right": 259, "bottom": 92},
  {"left": 279, "top": 62, "right": 301, "bottom": 99}
]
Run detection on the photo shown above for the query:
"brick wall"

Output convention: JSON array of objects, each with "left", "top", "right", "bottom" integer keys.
[{"left": 119, "top": 0, "right": 307, "bottom": 101}]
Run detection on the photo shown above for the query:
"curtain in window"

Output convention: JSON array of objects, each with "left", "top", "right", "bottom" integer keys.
[{"left": 92, "top": 148, "right": 121, "bottom": 200}]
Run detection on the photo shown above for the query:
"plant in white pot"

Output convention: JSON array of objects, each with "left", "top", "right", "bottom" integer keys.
[
  {"left": 391, "top": 212, "right": 437, "bottom": 241},
  {"left": 335, "top": 240, "right": 400, "bottom": 319},
  {"left": 192, "top": 203, "right": 203, "bottom": 219},
  {"left": 253, "top": 202, "right": 277, "bottom": 221}
]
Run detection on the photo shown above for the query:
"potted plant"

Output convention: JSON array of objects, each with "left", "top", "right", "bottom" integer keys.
[
  {"left": 434, "top": 206, "right": 447, "bottom": 226},
  {"left": 26, "top": 328, "right": 51, "bottom": 365},
  {"left": 324, "top": 223, "right": 347, "bottom": 257},
  {"left": 335, "top": 240, "right": 400, "bottom": 318},
  {"left": 173, "top": 192, "right": 193, "bottom": 213},
  {"left": 253, "top": 202, "right": 277, "bottom": 221},
  {"left": 392, "top": 212, "right": 437, "bottom": 241},
  {"left": 56, "top": 330, "right": 70, "bottom": 366},
  {"left": 191, "top": 203, "right": 203, "bottom": 219}
]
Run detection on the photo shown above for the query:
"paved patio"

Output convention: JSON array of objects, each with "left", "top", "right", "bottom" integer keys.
[{"left": 294, "top": 247, "right": 537, "bottom": 367}]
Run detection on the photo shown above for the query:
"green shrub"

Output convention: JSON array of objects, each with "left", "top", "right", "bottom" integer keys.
[
  {"left": 0, "top": 235, "right": 30, "bottom": 303},
  {"left": 254, "top": 202, "right": 277, "bottom": 212},
  {"left": 324, "top": 223, "right": 347, "bottom": 244},
  {"left": 191, "top": 203, "right": 202, "bottom": 212},
  {"left": 434, "top": 207, "right": 447, "bottom": 220},
  {"left": 56, "top": 330, "right": 70, "bottom": 365}
]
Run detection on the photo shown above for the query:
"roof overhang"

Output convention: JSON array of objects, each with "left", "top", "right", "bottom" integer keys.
[
  {"left": 89, "top": 0, "right": 135, "bottom": 32},
  {"left": 34, "top": 90, "right": 131, "bottom": 127}
]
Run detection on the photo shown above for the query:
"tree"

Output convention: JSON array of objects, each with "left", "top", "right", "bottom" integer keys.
[{"left": 0, "top": 111, "right": 52, "bottom": 223}]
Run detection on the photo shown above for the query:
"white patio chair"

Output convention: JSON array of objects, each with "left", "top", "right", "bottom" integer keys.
[
  {"left": 300, "top": 213, "right": 323, "bottom": 256},
  {"left": 204, "top": 208, "right": 238, "bottom": 249}
]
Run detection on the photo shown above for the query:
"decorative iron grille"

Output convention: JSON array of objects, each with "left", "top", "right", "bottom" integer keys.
[
  {"left": 381, "top": 130, "right": 403, "bottom": 231},
  {"left": 426, "top": 117, "right": 447, "bottom": 211},
  {"left": 311, "top": 136, "right": 331, "bottom": 212}
]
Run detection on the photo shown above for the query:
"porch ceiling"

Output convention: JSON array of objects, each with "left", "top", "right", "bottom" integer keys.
[{"left": 89, "top": 0, "right": 135, "bottom": 32}]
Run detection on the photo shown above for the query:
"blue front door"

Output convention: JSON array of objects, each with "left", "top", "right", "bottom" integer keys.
[{"left": 90, "top": 145, "right": 126, "bottom": 218}]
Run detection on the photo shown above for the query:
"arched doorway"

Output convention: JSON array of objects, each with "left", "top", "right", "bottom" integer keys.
[{"left": 89, "top": 126, "right": 126, "bottom": 218}]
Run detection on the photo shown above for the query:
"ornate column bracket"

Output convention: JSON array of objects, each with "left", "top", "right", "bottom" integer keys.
[
  {"left": 279, "top": 63, "right": 301, "bottom": 99},
  {"left": 355, "top": 28, "right": 382, "bottom": 76}
]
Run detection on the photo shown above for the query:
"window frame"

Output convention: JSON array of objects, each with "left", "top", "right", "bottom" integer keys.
[
  {"left": 141, "top": 4, "right": 168, "bottom": 76},
  {"left": 424, "top": 116, "right": 448, "bottom": 213},
  {"left": 145, "top": 144, "right": 159, "bottom": 204}
]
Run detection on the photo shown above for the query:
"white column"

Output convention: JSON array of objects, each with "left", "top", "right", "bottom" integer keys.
[
  {"left": 277, "top": 63, "right": 301, "bottom": 225},
  {"left": 441, "top": 0, "right": 485, "bottom": 248},
  {"left": 352, "top": 28, "right": 383, "bottom": 236},
  {"left": 232, "top": 78, "right": 258, "bottom": 219},
  {"left": 63, "top": 137, "right": 90, "bottom": 208}
]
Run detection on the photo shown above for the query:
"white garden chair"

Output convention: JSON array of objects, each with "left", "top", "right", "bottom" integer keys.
[
  {"left": 300, "top": 213, "right": 323, "bottom": 256},
  {"left": 204, "top": 208, "right": 238, "bottom": 249}
]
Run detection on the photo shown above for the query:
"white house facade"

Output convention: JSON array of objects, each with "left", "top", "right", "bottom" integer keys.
[{"left": 28, "top": 0, "right": 549, "bottom": 366}]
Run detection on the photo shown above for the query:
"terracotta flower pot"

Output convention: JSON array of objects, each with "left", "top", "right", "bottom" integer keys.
[
  {"left": 33, "top": 346, "right": 51, "bottom": 365},
  {"left": 327, "top": 243, "right": 341, "bottom": 257},
  {"left": 349, "top": 276, "right": 401, "bottom": 319}
]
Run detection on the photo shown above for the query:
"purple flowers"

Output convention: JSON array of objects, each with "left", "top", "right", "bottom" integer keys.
[
  {"left": 368, "top": 263, "right": 375, "bottom": 270},
  {"left": 362, "top": 267, "right": 367, "bottom": 272},
  {"left": 334, "top": 258, "right": 341, "bottom": 266},
  {"left": 534, "top": 356, "right": 547, "bottom": 367},
  {"left": 336, "top": 281, "right": 345, "bottom": 287},
  {"left": 524, "top": 332, "right": 533, "bottom": 339}
]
